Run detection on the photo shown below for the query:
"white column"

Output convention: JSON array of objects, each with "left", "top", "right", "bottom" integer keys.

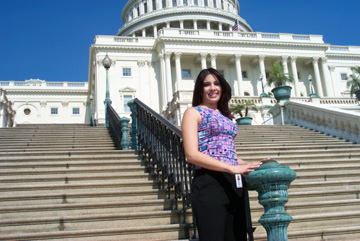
[
  {"left": 218, "top": 22, "right": 222, "bottom": 31},
  {"left": 281, "top": 56, "right": 289, "bottom": 76},
  {"left": 258, "top": 55, "right": 267, "bottom": 91},
  {"left": 133, "top": 7, "right": 138, "bottom": 18},
  {"left": 207, "top": 20, "right": 211, "bottom": 30},
  {"left": 165, "top": 52, "right": 173, "bottom": 102},
  {"left": 153, "top": 25, "right": 158, "bottom": 38},
  {"left": 210, "top": 53, "right": 217, "bottom": 69},
  {"left": 194, "top": 20, "right": 198, "bottom": 30},
  {"left": 139, "top": 2, "right": 145, "bottom": 14},
  {"left": 175, "top": 52, "right": 182, "bottom": 91},
  {"left": 321, "top": 57, "right": 333, "bottom": 97},
  {"left": 142, "top": 28, "right": 146, "bottom": 37},
  {"left": 290, "top": 56, "right": 300, "bottom": 97},
  {"left": 312, "top": 57, "right": 324, "bottom": 97},
  {"left": 148, "top": 0, "right": 153, "bottom": 12},
  {"left": 180, "top": 20, "right": 184, "bottom": 29},
  {"left": 329, "top": 65, "right": 336, "bottom": 97},
  {"left": 158, "top": 53, "right": 167, "bottom": 109},
  {"left": 137, "top": 60, "right": 146, "bottom": 98},
  {"left": 200, "top": 53, "right": 207, "bottom": 69},
  {"left": 235, "top": 54, "right": 243, "bottom": 96}
]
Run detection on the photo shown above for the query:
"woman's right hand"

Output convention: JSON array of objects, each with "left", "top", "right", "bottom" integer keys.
[{"left": 230, "top": 162, "right": 262, "bottom": 175}]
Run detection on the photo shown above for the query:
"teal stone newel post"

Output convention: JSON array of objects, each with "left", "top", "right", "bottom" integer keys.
[
  {"left": 128, "top": 99, "right": 138, "bottom": 150},
  {"left": 119, "top": 117, "right": 130, "bottom": 150},
  {"left": 247, "top": 160, "right": 296, "bottom": 241}
]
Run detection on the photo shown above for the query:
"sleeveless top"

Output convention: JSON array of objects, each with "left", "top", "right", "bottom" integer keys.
[{"left": 195, "top": 106, "right": 239, "bottom": 166}]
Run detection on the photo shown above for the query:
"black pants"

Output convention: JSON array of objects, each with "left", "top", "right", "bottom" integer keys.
[{"left": 191, "top": 169, "right": 247, "bottom": 241}]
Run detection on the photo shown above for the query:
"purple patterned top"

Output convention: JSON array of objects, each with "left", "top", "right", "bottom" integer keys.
[{"left": 195, "top": 106, "right": 239, "bottom": 166}]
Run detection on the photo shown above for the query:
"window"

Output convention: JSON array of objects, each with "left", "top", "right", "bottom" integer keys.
[
  {"left": 162, "top": 0, "right": 166, "bottom": 8},
  {"left": 221, "top": 0, "right": 224, "bottom": 9},
  {"left": 144, "top": 3, "right": 147, "bottom": 13},
  {"left": 137, "top": 6, "right": 140, "bottom": 16},
  {"left": 182, "top": 69, "right": 191, "bottom": 78},
  {"left": 123, "top": 68, "right": 132, "bottom": 76},
  {"left": 341, "top": 73, "right": 347, "bottom": 81},
  {"left": 51, "top": 108, "right": 58, "bottom": 115},
  {"left": 24, "top": 108, "right": 31, "bottom": 115},
  {"left": 153, "top": 0, "right": 156, "bottom": 10},
  {"left": 242, "top": 71, "right": 248, "bottom": 79},
  {"left": 213, "top": 0, "right": 216, "bottom": 8},
  {"left": 244, "top": 92, "right": 250, "bottom": 96},
  {"left": 73, "top": 108, "right": 80, "bottom": 115},
  {"left": 124, "top": 95, "right": 132, "bottom": 113},
  {"left": 204, "top": 0, "right": 208, "bottom": 6},
  {"left": 173, "top": 0, "right": 177, "bottom": 6},
  {"left": 183, "top": 0, "right": 188, "bottom": 6},
  {"left": 194, "top": 0, "right": 198, "bottom": 6}
]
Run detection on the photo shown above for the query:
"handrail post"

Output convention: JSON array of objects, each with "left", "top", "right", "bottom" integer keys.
[
  {"left": 128, "top": 99, "right": 139, "bottom": 150},
  {"left": 247, "top": 160, "right": 296, "bottom": 241},
  {"left": 119, "top": 117, "right": 130, "bottom": 150}
]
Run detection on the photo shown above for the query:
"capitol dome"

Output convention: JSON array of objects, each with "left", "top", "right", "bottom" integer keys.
[{"left": 117, "top": 0, "right": 252, "bottom": 37}]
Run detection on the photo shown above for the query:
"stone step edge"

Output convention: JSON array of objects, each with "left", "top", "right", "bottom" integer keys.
[
  {"left": 0, "top": 180, "right": 160, "bottom": 191},
  {"left": 0, "top": 223, "right": 189, "bottom": 240},
  {"left": 0, "top": 209, "right": 182, "bottom": 226},
  {"left": 0, "top": 189, "right": 167, "bottom": 201},
  {"left": 254, "top": 225, "right": 360, "bottom": 239},
  {"left": 0, "top": 199, "right": 170, "bottom": 213}
]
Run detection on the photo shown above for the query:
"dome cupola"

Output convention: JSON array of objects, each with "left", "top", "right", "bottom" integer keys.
[{"left": 117, "top": 0, "right": 252, "bottom": 37}]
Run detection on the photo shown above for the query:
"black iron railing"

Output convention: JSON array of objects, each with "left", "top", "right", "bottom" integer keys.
[{"left": 129, "top": 98, "right": 194, "bottom": 232}]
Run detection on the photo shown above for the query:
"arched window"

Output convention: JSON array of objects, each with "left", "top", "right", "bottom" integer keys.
[{"left": 244, "top": 91, "right": 250, "bottom": 96}]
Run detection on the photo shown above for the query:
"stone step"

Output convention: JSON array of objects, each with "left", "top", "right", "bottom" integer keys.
[
  {"left": 0, "top": 210, "right": 184, "bottom": 233},
  {"left": 0, "top": 223, "right": 190, "bottom": 241},
  {"left": 0, "top": 199, "right": 172, "bottom": 219},
  {"left": 0, "top": 189, "right": 167, "bottom": 206}
]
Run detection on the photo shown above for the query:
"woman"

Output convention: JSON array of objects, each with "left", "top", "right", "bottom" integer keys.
[{"left": 182, "top": 68, "right": 262, "bottom": 241}]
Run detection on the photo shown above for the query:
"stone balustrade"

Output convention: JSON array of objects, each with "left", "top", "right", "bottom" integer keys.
[{"left": 284, "top": 101, "right": 360, "bottom": 144}]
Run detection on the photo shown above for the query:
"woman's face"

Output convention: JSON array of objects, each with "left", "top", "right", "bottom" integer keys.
[{"left": 201, "top": 74, "right": 222, "bottom": 106}]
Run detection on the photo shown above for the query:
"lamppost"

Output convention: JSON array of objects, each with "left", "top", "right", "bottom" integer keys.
[
  {"left": 259, "top": 73, "right": 271, "bottom": 97},
  {"left": 89, "top": 95, "right": 94, "bottom": 126},
  {"left": 102, "top": 53, "right": 112, "bottom": 127},
  {"left": 308, "top": 73, "right": 320, "bottom": 98}
]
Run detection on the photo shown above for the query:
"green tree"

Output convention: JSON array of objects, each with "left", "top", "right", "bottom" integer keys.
[
  {"left": 266, "top": 63, "right": 294, "bottom": 87},
  {"left": 230, "top": 100, "right": 258, "bottom": 118},
  {"left": 346, "top": 67, "right": 360, "bottom": 97}
]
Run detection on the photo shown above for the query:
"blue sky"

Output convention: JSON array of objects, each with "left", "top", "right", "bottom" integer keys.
[{"left": 0, "top": 0, "right": 359, "bottom": 83}]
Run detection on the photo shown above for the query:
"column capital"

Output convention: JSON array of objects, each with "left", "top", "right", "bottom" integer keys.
[
  {"left": 210, "top": 53, "right": 217, "bottom": 59},
  {"left": 164, "top": 52, "right": 172, "bottom": 59},
  {"left": 258, "top": 55, "right": 265, "bottom": 61},
  {"left": 174, "top": 52, "right": 182, "bottom": 59},
  {"left": 235, "top": 54, "right": 242, "bottom": 60},
  {"left": 137, "top": 60, "right": 146, "bottom": 67},
  {"left": 290, "top": 56, "right": 297, "bottom": 62},
  {"left": 200, "top": 52, "right": 208, "bottom": 58},
  {"left": 321, "top": 57, "right": 328, "bottom": 63},
  {"left": 312, "top": 56, "right": 320, "bottom": 63},
  {"left": 281, "top": 55, "right": 289, "bottom": 62},
  {"left": 329, "top": 65, "right": 335, "bottom": 72},
  {"left": 158, "top": 53, "right": 164, "bottom": 60}
]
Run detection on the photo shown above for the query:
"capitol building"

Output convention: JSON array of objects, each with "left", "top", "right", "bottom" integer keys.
[{"left": 1, "top": 0, "right": 360, "bottom": 128}]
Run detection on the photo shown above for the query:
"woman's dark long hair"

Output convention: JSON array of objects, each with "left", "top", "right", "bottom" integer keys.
[{"left": 192, "top": 68, "right": 233, "bottom": 119}]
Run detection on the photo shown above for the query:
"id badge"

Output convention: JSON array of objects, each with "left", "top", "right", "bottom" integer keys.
[{"left": 235, "top": 174, "right": 243, "bottom": 188}]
